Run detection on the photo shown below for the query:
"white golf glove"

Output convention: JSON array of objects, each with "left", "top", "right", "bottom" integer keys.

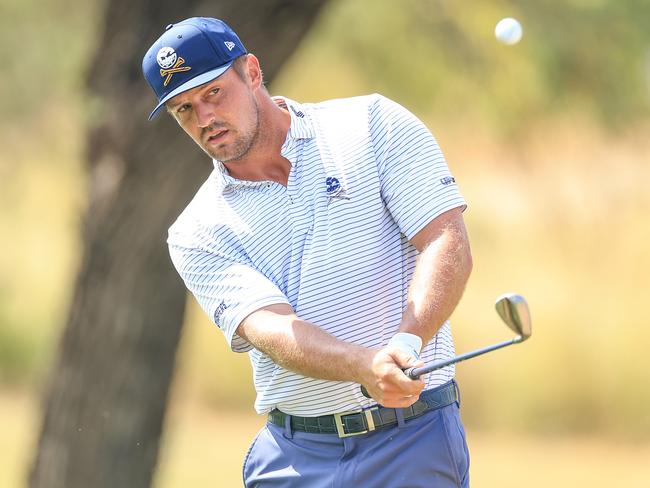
[{"left": 388, "top": 332, "right": 422, "bottom": 360}]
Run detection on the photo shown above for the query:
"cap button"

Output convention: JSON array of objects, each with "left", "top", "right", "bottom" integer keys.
[{"left": 165, "top": 23, "right": 174, "bottom": 30}]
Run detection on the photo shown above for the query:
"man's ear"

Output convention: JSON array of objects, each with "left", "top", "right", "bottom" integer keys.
[{"left": 246, "top": 54, "right": 263, "bottom": 89}]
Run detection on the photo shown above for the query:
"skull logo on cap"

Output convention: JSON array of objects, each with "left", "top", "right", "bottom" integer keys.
[{"left": 156, "top": 47, "right": 177, "bottom": 69}]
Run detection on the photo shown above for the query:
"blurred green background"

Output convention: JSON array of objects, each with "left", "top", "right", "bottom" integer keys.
[{"left": 2, "top": 0, "right": 650, "bottom": 486}]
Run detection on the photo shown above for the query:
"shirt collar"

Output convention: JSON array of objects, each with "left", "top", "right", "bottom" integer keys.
[
  {"left": 211, "top": 96, "right": 314, "bottom": 189},
  {"left": 277, "top": 96, "right": 315, "bottom": 141}
]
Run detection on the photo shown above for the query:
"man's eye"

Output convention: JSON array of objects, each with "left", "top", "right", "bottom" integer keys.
[
  {"left": 208, "top": 87, "right": 220, "bottom": 96},
  {"left": 177, "top": 104, "right": 191, "bottom": 114}
]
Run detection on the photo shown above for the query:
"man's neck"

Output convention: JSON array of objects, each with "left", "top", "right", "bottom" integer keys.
[{"left": 222, "top": 93, "right": 292, "bottom": 185}]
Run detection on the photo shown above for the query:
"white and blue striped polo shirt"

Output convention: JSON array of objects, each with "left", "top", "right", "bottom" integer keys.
[{"left": 168, "top": 94, "right": 466, "bottom": 416}]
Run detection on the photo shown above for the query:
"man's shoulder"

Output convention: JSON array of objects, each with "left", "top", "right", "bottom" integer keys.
[
  {"left": 302, "top": 93, "right": 410, "bottom": 132},
  {"left": 304, "top": 92, "right": 390, "bottom": 113},
  {"left": 297, "top": 93, "right": 416, "bottom": 146}
]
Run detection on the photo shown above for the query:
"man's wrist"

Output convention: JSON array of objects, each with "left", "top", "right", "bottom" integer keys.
[{"left": 388, "top": 332, "right": 423, "bottom": 359}]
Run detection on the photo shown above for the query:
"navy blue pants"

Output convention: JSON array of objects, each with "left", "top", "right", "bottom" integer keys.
[{"left": 243, "top": 401, "right": 470, "bottom": 487}]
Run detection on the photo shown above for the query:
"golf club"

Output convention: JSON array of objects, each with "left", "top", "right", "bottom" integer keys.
[{"left": 361, "top": 293, "right": 531, "bottom": 398}]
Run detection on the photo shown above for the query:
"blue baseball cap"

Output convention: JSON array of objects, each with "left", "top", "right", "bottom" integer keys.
[{"left": 142, "top": 17, "right": 247, "bottom": 120}]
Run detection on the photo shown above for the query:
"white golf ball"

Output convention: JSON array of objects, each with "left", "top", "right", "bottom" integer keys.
[{"left": 495, "top": 17, "right": 523, "bottom": 45}]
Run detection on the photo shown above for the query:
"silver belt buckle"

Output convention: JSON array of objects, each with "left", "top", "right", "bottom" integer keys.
[{"left": 333, "top": 407, "right": 377, "bottom": 438}]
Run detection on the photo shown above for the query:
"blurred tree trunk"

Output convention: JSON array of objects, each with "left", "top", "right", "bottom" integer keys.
[{"left": 29, "top": 1, "right": 328, "bottom": 487}]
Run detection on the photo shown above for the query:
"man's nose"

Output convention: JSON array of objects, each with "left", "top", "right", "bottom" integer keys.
[{"left": 195, "top": 102, "right": 215, "bottom": 128}]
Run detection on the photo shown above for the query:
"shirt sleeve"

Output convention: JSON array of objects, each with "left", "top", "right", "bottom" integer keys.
[
  {"left": 370, "top": 94, "right": 466, "bottom": 240},
  {"left": 168, "top": 230, "right": 290, "bottom": 353}
]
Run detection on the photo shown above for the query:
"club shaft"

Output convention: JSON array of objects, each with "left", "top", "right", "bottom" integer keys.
[{"left": 406, "top": 337, "right": 520, "bottom": 379}]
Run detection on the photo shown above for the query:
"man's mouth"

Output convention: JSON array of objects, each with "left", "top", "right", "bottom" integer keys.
[{"left": 206, "top": 128, "right": 228, "bottom": 144}]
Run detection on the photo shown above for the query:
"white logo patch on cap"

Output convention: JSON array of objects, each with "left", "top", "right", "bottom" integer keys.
[
  {"left": 224, "top": 41, "right": 236, "bottom": 51},
  {"left": 156, "top": 47, "right": 178, "bottom": 69}
]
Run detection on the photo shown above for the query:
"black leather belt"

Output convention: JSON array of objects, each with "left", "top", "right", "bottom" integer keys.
[{"left": 268, "top": 380, "right": 458, "bottom": 438}]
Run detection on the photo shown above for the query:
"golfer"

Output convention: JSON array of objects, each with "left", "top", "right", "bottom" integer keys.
[{"left": 143, "top": 17, "right": 473, "bottom": 487}]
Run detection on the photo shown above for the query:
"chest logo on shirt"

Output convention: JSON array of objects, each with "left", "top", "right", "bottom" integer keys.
[
  {"left": 325, "top": 176, "right": 349, "bottom": 202},
  {"left": 326, "top": 177, "right": 341, "bottom": 193}
]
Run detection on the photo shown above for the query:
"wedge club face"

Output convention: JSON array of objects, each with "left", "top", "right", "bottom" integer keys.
[{"left": 495, "top": 293, "right": 532, "bottom": 342}]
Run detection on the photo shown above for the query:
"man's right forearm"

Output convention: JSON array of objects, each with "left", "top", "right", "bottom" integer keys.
[
  {"left": 236, "top": 303, "right": 371, "bottom": 384},
  {"left": 236, "top": 303, "right": 425, "bottom": 407}
]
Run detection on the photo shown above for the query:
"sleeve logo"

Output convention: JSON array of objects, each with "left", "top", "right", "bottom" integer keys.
[
  {"left": 213, "top": 300, "right": 229, "bottom": 326},
  {"left": 440, "top": 176, "right": 456, "bottom": 186}
]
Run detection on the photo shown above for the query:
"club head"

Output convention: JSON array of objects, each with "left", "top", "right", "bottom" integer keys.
[{"left": 495, "top": 293, "right": 532, "bottom": 342}]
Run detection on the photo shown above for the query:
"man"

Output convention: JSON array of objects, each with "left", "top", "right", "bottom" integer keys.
[{"left": 143, "top": 17, "right": 472, "bottom": 487}]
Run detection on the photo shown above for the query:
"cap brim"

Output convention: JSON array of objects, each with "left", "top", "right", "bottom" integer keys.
[{"left": 148, "top": 62, "right": 233, "bottom": 120}]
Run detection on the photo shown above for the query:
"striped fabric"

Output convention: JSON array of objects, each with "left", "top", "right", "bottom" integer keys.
[{"left": 168, "top": 94, "right": 466, "bottom": 416}]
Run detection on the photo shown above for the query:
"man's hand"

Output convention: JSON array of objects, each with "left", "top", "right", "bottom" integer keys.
[
  {"left": 237, "top": 304, "right": 426, "bottom": 406},
  {"left": 359, "top": 347, "right": 425, "bottom": 408}
]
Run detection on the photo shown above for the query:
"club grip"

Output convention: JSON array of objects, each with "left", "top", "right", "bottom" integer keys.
[
  {"left": 403, "top": 367, "right": 420, "bottom": 379},
  {"left": 360, "top": 367, "right": 420, "bottom": 398}
]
